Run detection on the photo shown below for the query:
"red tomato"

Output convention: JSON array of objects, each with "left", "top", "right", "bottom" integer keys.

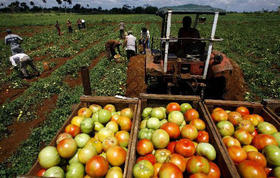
[
  {"left": 37, "top": 168, "right": 46, "bottom": 176},
  {"left": 166, "top": 102, "right": 181, "bottom": 113},
  {"left": 181, "top": 124, "right": 198, "bottom": 140},
  {"left": 57, "top": 138, "right": 77, "bottom": 158},
  {"left": 228, "top": 146, "right": 247, "bottom": 164},
  {"left": 222, "top": 136, "right": 241, "bottom": 148},
  {"left": 211, "top": 110, "right": 228, "bottom": 122},
  {"left": 196, "top": 131, "right": 209, "bottom": 143},
  {"left": 65, "top": 124, "right": 80, "bottom": 137},
  {"left": 236, "top": 106, "right": 250, "bottom": 116},
  {"left": 213, "top": 107, "right": 224, "bottom": 113},
  {"left": 175, "top": 139, "right": 195, "bottom": 157},
  {"left": 208, "top": 162, "right": 221, "bottom": 178},
  {"left": 159, "top": 163, "right": 183, "bottom": 178},
  {"left": 168, "top": 153, "right": 187, "bottom": 172},
  {"left": 189, "top": 173, "right": 209, "bottom": 178},
  {"left": 264, "top": 167, "right": 272, "bottom": 176},
  {"left": 184, "top": 109, "right": 199, "bottom": 122},
  {"left": 86, "top": 155, "right": 109, "bottom": 177},
  {"left": 243, "top": 114, "right": 259, "bottom": 126},
  {"left": 106, "top": 146, "right": 126, "bottom": 166},
  {"left": 247, "top": 151, "right": 267, "bottom": 167},
  {"left": 252, "top": 134, "right": 278, "bottom": 150},
  {"left": 137, "top": 154, "right": 156, "bottom": 165},
  {"left": 160, "top": 122, "right": 180, "bottom": 139},
  {"left": 137, "top": 139, "right": 154, "bottom": 156},
  {"left": 238, "top": 160, "right": 266, "bottom": 178},
  {"left": 153, "top": 163, "right": 162, "bottom": 177},
  {"left": 251, "top": 129, "right": 258, "bottom": 137},
  {"left": 111, "top": 114, "right": 120, "bottom": 122},
  {"left": 167, "top": 141, "right": 177, "bottom": 153},
  {"left": 228, "top": 111, "right": 242, "bottom": 125}
]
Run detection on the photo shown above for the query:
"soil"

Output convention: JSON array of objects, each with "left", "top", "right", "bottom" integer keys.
[
  {"left": 125, "top": 55, "right": 147, "bottom": 97},
  {"left": 0, "top": 87, "right": 28, "bottom": 105},
  {"left": 0, "top": 94, "right": 58, "bottom": 163}
]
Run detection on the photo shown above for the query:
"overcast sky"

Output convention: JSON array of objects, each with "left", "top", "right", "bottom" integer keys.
[{"left": 1, "top": 0, "right": 279, "bottom": 12}]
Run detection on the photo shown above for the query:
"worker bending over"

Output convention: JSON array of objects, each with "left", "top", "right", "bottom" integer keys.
[
  {"left": 105, "top": 40, "right": 121, "bottom": 59},
  {"left": 10, "top": 53, "right": 40, "bottom": 79}
]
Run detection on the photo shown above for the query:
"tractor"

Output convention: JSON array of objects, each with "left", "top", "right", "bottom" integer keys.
[{"left": 126, "top": 5, "right": 245, "bottom": 100}]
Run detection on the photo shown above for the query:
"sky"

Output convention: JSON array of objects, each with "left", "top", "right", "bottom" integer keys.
[{"left": 0, "top": 0, "right": 280, "bottom": 12}]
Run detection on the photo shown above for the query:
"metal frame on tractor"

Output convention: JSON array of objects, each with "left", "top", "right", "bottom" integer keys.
[{"left": 147, "top": 6, "right": 226, "bottom": 98}]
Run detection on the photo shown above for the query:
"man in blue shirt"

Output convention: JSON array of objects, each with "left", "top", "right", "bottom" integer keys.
[{"left": 5, "top": 29, "right": 23, "bottom": 55}]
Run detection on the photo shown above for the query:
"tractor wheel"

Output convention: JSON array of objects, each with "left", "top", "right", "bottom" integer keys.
[{"left": 125, "top": 55, "right": 147, "bottom": 97}]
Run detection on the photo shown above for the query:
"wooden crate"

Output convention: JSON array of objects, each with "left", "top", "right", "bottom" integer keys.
[
  {"left": 262, "top": 99, "right": 280, "bottom": 120},
  {"left": 27, "top": 95, "right": 140, "bottom": 177},
  {"left": 202, "top": 99, "right": 280, "bottom": 177},
  {"left": 127, "top": 94, "right": 238, "bottom": 178}
]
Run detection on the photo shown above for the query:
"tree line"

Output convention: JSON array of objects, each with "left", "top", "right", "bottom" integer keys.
[{"left": 0, "top": 1, "right": 158, "bottom": 14}]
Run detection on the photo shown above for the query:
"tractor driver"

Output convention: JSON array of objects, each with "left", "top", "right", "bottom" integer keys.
[{"left": 177, "top": 16, "right": 202, "bottom": 57}]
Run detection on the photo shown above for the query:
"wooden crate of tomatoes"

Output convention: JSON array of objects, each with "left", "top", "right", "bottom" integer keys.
[
  {"left": 128, "top": 94, "right": 238, "bottom": 178},
  {"left": 202, "top": 99, "right": 280, "bottom": 178},
  {"left": 27, "top": 95, "right": 140, "bottom": 178},
  {"left": 262, "top": 99, "right": 280, "bottom": 120}
]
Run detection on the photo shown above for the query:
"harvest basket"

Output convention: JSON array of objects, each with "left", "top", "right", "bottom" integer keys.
[
  {"left": 262, "top": 99, "right": 280, "bottom": 119},
  {"left": 27, "top": 95, "right": 140, "bottom": 177},
  {"left": 127, "top": 94, "right": 238, "bottom": 178},
  {"left": 202, "top": 99, "right": 280, "bottom": 177}
]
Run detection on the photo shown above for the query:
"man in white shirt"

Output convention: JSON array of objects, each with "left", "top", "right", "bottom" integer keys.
[
  {"left": 5, "top": 29, "right": 23, "bottom": 55},
  {"left": 10, "top": 53, "right": 40, "bottom": 78},
  {"left": 124, "top": 31, "right": 137, "bottom": 59}
]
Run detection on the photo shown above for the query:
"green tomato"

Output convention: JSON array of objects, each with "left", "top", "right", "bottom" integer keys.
[
  {"left": 196, "top": 143, "right": 216, "bottom": 161},
  {"left": 80, "top": 118, "right": 94, "bottom": 134},
  {"left": 258, "top": 122, "right": 277, "bottom": 135},
  {"left": 160, "top": 119, "right": 168, "bottom": 127},
  {"left": 66, "top": 162, "right": 84, "bottom": 178},
  {"left": 133, "top": 160, "right": 154, "bottom": 178},
  {"left": 142, "top": 107, "right": 152, "bottom": 118},
  {"left": 98, "top": 109, "right": 111, "bottom": 124},
  {"left": 94, "top": 122, "right": 104, "bottom": 132},
  {"left": 180, "top": 103, "right": 192, "bottom": 113},
  {"left": 74, "top": 133, "right": 91, "bottom": 148},
  {"left": 138, "top": 128, "right": 153, "bottom": 140},
  {"left": 272, "top": 132, "right": 280, "bottom": 146},
  {"left": 91, "top": 112, "right": 99, "bottom": 122},
  {"left": 151, "top": 107, "right": 165, "bottom": 120},
  {"left": 140, "top": 120, "right": 147, "bottom": 129},
  {"left": 147, "top": 117, "right": 160, "bottom": 129},
  {"left": 44, "top": 166, "right": 64, "bottom": 178},
  {"left": 263, "top": 145, "right": 280, "bottom": 166}
]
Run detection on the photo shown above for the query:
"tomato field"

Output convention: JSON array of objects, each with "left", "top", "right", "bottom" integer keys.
[{"left": 0, "top": 12, "right": 279, "bottom": 177}]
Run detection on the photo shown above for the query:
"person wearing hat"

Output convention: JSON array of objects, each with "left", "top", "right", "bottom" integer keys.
[
  {"left": 124, "top": 31, "right": 137, "bottom": 59},
  {"left": 105, "top": 40, "right": 122, "bottom": 59},
  {"left": 119, "top": 20, "right": 125, "bottom": 39},
  {"left": 9, "top": 53, "right": 40, "bottom": 79},
  {"left": 5, "top": 29, "right": 23, "bottom": 55}
]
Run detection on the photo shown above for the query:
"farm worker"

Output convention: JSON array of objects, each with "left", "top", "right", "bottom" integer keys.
[
  {"left": 77, "top": 18, "right": 82, "bottom": 30},
  {"left": 67, "top": 19, "right": 73, "bottom": 33},
  {"left": 140, "top": 27, "right": 150, "bottom": 54},
  {"left": 55, "top": 21, "right": 61, "bottom": 36},
  {"left": 5, "top": 29, "right": 23, "bottom": 55},
  {"left": 105, "top": 40, "right": 122, "bottom": 59},
  {"left": 177, "top": 16, "right": 201, "bottom": 57},
  {"left": 9, "top": 53, "right": 40, "bottom": 79},
  {"left": 81, "top": 19, "right": 86, "bottom": 29},
  {"left": 124, "top": 31, "right": 137, "bottom": 59},
  {"left": 119, "top": 20, "right": 125, "bottom": 39}
]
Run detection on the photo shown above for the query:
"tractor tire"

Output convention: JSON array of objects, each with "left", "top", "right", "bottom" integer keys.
[{"left": 125, "top": 55, "right": 147, "bottom": 97}]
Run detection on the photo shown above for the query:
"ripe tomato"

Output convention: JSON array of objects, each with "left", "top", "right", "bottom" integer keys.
[
  {"left": 184, "top": 109, "right": 199, "bottom": 122},
  {"left": 196, "top": 131, "right": 209, "bottom": 143},
  {"left": 137, "top": 154, "right": 156, "bottom": 165},
  {"left": 181, "top": 124, "right": 198, "bottom": 140},
  {"left": 228, "top": 111, "right": 242, "bottom": 125},
  {"left": 86, "top": 155, "right": 109, "bottom": 177},
  {"left": 234, "top": 129, "right": 253, "bottom": 145},
  {"left": 65, "top": 124, "right": 80, "bottom": 137},
  {"left": 159, "top": 163, "right": 183, "bottom": 178},
  {"left": 251, "top": 129, "right": 258, "bottom": 137},
  {"left": 238, "top": 160, "right": 266, "bottom": 178},
  {"left": 136, "top": 139, "right": 154, "bottom": 156},
  {"left": 104, "top": 104, "right": 116, "bottom": 112},
  {"left": 236, "top": 106, "right": 250, "bottom": 116},
  {"left": 247, "top": 151, "right": 267, "bottom": 167},
  {"left": 228, "top": 146, "right": 247, "bottom": 164},
  {"left": 252, "top": 134, "right": 278, "bottom": 150},
  {"left": 118, "top": 116, "right": 132, "bottom": 131},
  {"left": 167, "top": 141, "right": 177, "bottom": 153},
  {"left": 252, "top": 114, "right": 264, "bottom": 123},
  {"left": 166, "top": 102, "right": 181, "bottom": 113},
  {"left": 153, "top": 163, "right": 162, "bottom": 177},
  {"left": 243, "top": 114, "right": 259, "bottom": 126},
  {"left": 175, "top": 139, "right": 195, "bottom": 157},
  {"left": 168, "top": 153, "right": 187, "bottom": 172},
  {"left": 57, "top": 138, "right": 77, "bottom": 158},
  {"left": 111, "top": 114, "right": 120, "bottom": 122},
  {"left": 160, "top": 122, "right": 180, "bottom": 139},
  {"left": 78, "top": 107, "right": 92, "bottom": 118},
  {"left": 115, "top": 131, "right": 130, "bottom": 147},
  {"left": 211, "top": 110, "right": 228, "bottom": 122},
  {"left": 106, "top": 146, "right": 126, "bottom": 166},
  {"left": 213, "top": 107, "right": 224, "bottom": 113},
  {"left": 189, "top": 173, "right": 208, "bottom": 178},
  {"left": 190, "top": 118, "right": 206, "bottom": 130},
  {"left": 222, "top": 136, "right": 241, "bottom": 148},
  {"left": 37, "top": 168, "right": 46, "bottom": 176},
  {"left": 208, "top": 162, "right": 221, "bottom": 178}
]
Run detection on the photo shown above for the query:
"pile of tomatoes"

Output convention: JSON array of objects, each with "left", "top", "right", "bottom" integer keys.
[
  {"left": 36, "top": 104, "right": 134, "bottom": 178},
  {"left": 133, "top": 102, "right": 221, "bottom": 178},
  {"left": 211, "top": 106, "right": 280, "bottom": 178}
]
